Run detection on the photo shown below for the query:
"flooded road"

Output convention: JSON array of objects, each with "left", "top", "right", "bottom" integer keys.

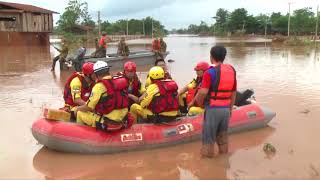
[{"left": 1, "top": 36, "right": 320, "bottom": 179}]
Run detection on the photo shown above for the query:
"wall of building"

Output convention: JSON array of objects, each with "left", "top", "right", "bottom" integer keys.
[
  {"left": 0, "top": 32, "right": 49, "bottom": 46},
  {"left": 0, "top": 12, "right": 22, "bottom": 31},
  {"left": 22, "top": 13, "right": 52, "bottom": 32},
  {"left": 0, "top": 12, "right": 53, "bottom": 32}
]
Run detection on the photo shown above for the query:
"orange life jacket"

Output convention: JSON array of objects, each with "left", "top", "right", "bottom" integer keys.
[
  {"left": 152, "top": 39, "right": 161, "bottom": 51},
  {"left": 207, "top": 64, "right": 236, "bottom": 107},
  {"left": 147, "top": 80, "right": 179, "bottom": 114},
  {"left": 99, "top": 36, "right": 107, "bottom": 48},
  {"left": 63, "top": 72, "right": 92, "bottom": 107},
  {"left": 186, "top": 77, "right": 202, "bottom": 106},
  {"left": 116, "top": 72, "right": 142, "bottom": 106},
  {"left": 116, "top": 72, "right": 142, "bottom": 97},
  {"left": 94, "top": 76, "right": 129, "bottom": 115}
]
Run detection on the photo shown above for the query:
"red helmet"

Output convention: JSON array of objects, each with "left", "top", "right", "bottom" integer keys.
[
  {"left": 194, "top": 61, "right": 210, "bottom": 71},
  {"left": 82, "top": 62, "right": 94, "bottom": 75},
  {"left": 124, "top": 61, "right": 136, "bottom": 72}
]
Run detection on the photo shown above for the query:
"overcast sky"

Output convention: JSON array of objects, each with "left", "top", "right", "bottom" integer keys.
[{"left": 3, "top": 0, "right": 320, "bottom": 29}]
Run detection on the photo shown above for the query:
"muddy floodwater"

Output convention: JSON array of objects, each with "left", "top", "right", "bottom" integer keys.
[{"left": 1, "top": 35, "right": 320, "bottom": 179}]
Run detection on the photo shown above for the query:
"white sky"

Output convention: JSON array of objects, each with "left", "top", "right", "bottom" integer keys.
[{"left": 2, "top": 0, "right": 320, "bottom": 29}]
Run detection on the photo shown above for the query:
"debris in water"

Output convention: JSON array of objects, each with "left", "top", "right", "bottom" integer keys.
[
  {"left": 236, "top": 169, "right": 247, "bottom": 175},
  {"left": 269, "top": 170, "right": 277, "bottom": 175},
  {"left": 288, "top": 149, "right": 294, "bottom": 154},
  {"left": 310, "top": 164, "right": 319, "bottom": 177},
  {"left": 263, "top": 143, "right": 276, "bottom": 158},
  {"left": 300, "top": 109, "right": 310, "bottom": 114}
]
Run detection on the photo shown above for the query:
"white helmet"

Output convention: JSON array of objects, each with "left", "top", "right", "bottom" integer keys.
[{"left": 93, "top": 61, "right": 109, "bottom": 73}]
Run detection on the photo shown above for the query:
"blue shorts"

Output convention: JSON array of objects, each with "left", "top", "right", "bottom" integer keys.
[{"left": 202, "top": 107, "right": 230, "bottom": 144}]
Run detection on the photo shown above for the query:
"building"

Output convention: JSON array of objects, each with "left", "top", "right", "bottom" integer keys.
[{"left": 0, "top": 1, "right": 57, "bottom": 46}]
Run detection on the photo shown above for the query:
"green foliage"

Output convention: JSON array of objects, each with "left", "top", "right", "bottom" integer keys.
[
  {"left": 284, "top": 36, "right": 313, "bottom": 46},
  {"left": 215, "top": 8, "right": 229, "bottom": 26},
  {"left": 81, "top": 2, "right": 95, "bottom": 27},
  {"left": 214, "top": 8, "right": 229, "bottom": 35},
  {"left": 272, "top": 14, "right": 288, "bottom": 33},
  {"left": 291, "top": 8, "right": 315, "bottom": 35},
  {"left": 175, "top": 7, "right": 319, "bottom": 36},
  {"left": 57, "top": 0, "right": 95, "bottom": 34},
  {"left": 100, "top": 16, "right": 167, "bottom": 36},
  {"left": 55, "top": 0, "right": 167, "bottom": 46},
  {"left": 228, "top": 8, "right": 248, "bottom": 32}
]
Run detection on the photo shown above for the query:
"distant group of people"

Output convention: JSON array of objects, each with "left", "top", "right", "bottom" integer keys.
[{"left": 52, "top": 33, "right": 169, "bottom": 72}]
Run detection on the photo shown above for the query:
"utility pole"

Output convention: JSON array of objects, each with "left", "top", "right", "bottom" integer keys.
[
  {"left": 288, "top": 2, "right": 293, "bottom": 37},
  {"left": 142, "top": 20, "right": 145, "bottom": 36},
  {"left": 211, "top": 16, "right": 217, "bottom": 36},
  {"left": 242, "top": 20, "right": 246, "bottom": 33},
  {"left": 126, "top": 18, "right": 129, "bottom": 36},
  {"left": 265, "top": 15, "right": 268, "bottom": 37},
  {"left": 98, "top": 11, "right": 101, "bottom": 36},
  {"left": 316, "top": 5, "right": 319, "bottom": 43},
  {"left": 151, "top": 18, "right": 154, "bottom": 38}
]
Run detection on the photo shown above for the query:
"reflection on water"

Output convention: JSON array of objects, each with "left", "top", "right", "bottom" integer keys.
[
  {"left": 33, "top": 127, "right": 274, "bottom": 180},
  {"left": 0, "top": 45, "right": 50, "bottom": 75},
  {"left": 1, "top": 36, "right": 320, "bottom": 179}
]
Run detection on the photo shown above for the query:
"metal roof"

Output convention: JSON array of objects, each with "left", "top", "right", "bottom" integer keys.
[{"left": 0, "top": 1, "right": 58, "bottom": 14}]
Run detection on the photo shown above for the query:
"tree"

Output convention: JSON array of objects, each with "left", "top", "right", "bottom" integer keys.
[
  {"left": 272, "top": 15, "right": 288, "bottom": 34},
  {"left": 99, "top": 17, "right": 167, "bottom": 36},
  {"left": 291, "top": 8, "right": 314, "bottom": 35},
  {"left": 253, "top": 14, "right": 270, "bottom": 34},
  {"left": 215, "top": 8, "right": 229, "bottom": 25},
  {"left": 57, "top": 0, "right": 94, "bottom": 33},
  {"left": 198, "top": 21, "right": 210, "bottom": 33},
  {"left": 270, "top": 12, "right": 282, "bottom": 24},
  {"left": 81, "top": 2, "right": 95, "bottom": 27},
  {"left": 228, "top": 8, "right": 248, "bottom": 33},
  {"left": 246, "top": 15, "right": 260, "bottom": 34},
  {"left": 174, "top": 7, "right": 318, "bottom": 36}
]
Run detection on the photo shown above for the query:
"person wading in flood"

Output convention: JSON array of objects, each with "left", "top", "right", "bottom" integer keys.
[
  {"left": 98, "top": 32, "right": 108, "bottom": 57},
  {"left": 152, "top": 37, "right": 163, "bottom": 59},
  {"left": 117, "top": 37, "right": 130, "bottom": 56},
  {"left": 192, "top": 46, "right": 237, "bottom": 158},
  {"left": 159, "top": 37, "right": 167, "bottom": 53},
  {"left": 51, "top": 39, "right": 69, "bottom": 71}
]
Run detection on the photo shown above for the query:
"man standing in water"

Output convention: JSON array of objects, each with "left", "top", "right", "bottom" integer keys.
[
  {"left": 193, "top": 45, "right": 237, "bottom": 158},
  {"left": 117, "top": 37, "right": 130, "bottom": 56},
  {"left": 159, "top": 37, "right": 167, "bottom": 53},
  {"left": 51, "top": 39, "right": 69, "bottom": 71},
  {"left": 152, "top": 37, "right": 163, "bottom": 59},
  {"left": 98, "top": 32, "right": 108, "bottom": 57}
]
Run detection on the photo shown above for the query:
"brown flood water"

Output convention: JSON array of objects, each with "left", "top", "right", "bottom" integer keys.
[{"left": 1, "top": 36, "right": 320, "bottom": 179}]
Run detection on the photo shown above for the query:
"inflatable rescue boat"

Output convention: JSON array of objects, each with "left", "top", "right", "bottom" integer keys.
[{"left": 32, "top": 103, "right": 276, "bottom": 154}]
